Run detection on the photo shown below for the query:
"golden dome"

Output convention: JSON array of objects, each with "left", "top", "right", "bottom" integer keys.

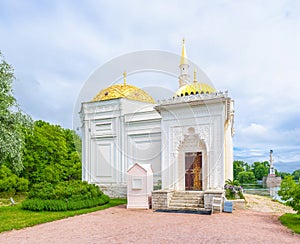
[
  {"left": 175, "top": 69, "right": 216, "bottom": 97},
  {"left": 175, "top": 82, "right": 216, "bottom": 97},
  {"left": 92, "top": 72, "right": 155, "bottom": 104},
  {"left": 93, "top": 84, "right": 155, "bottom": 103}
]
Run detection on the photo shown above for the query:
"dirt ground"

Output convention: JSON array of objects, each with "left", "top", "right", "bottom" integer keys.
[{"left": 0, "top": 194, "right": 299, "bottom": 244}]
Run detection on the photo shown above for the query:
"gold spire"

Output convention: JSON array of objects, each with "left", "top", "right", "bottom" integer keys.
[
  {"left": 193, "top": 69, "right": 197, "bottom": 83},
  {"left": 180, "top": 38, "right": 188, "bottom": 65},
  {"left": 123, "top": 71, "right": 127, "bottom": 86}
]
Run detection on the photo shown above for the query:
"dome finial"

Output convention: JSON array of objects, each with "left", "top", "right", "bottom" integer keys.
[
  {"left": 123, "top": 71, "right": 127, "bottom": 86},
  {"left": 193, "top": 69, "right": 197, "bottom": 83}
]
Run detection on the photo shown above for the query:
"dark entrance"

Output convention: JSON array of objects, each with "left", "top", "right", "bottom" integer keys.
[{"left": 185, "top": 152, "right": 202, "bottom": 190}]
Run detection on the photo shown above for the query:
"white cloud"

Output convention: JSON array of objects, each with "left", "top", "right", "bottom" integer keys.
[
  {"left": 241, "top": 123, "right": 268, "bottom": 136},
  {"left": 1, "top": 0, "right": 300, "bottom": 171}
]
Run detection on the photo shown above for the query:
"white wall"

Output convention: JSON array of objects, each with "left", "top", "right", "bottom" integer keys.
[
  {"left": 157, "top": 94, "right": 234, "bottom": 190},
  {"left": 80, "top": 98, "right": 162, "bottom": 197}
]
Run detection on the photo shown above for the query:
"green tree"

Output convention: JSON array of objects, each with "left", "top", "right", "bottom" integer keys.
[
  {"left": 0, "top": 52, "right": 32, "bottom": 174},
  {"left": 277, "top": 171, "right": 291, "bottom": 179},
  {"left": 233, "top": 161, "right": 245, "bottom": 180},
  {"left": 262, "top": 160, "right": 270, "bottom": 168},
  {"left": 237, "top": 171, "right": 255, "bottom": 184},
  {"left": 21, "top": 120, "right": 81, "bottom": 185},
  {"left": 244, "top": 163, "right": 251, "bottom": 172},
  {"left": 292, "top": 169, "right": 300, "bottom": 181},
  {"left": 278, "top": 176, "right": 300, "bottom": 213},
  {"left": 252, "top": 161, "right": 269, "bottom": 180}
]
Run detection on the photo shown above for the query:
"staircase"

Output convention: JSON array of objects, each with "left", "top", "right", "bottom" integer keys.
[{"left": 168, "top": 191, "right": 204, "bottom": 210}]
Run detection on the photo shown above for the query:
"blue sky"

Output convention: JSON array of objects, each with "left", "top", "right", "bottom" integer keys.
[{"left": 0, "top": 0, "right": 299, "bottom": 172}]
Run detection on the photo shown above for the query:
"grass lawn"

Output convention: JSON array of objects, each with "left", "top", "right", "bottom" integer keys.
[
  {"left": 279, "top": 213, "right": 300, "bottom": 234},
  {"left": 0, "top": 198, "right": 126, "bottom": 233}
]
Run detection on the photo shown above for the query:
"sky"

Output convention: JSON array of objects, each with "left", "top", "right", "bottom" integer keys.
[{"left": 0, "top": 0, "right": 299, "bottom": 172}]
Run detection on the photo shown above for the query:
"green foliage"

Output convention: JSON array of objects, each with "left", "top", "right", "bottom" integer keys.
[
  {"left": 252, "top": 161, "right": 269, "bottom": 180},
  {"left": 0, "top": 199, "right": 126, "bottom": 233},
  {"left": 27, "top": 181, "right": 102, "bottom": 201},
  {"left": 292, "top": 169, "right": 300, "bottom": 180},
  {"left": 225, "top": 179, "right": 240, "bottom": 186},
  {"left": 0, "top": 52, "right": 33, "bottom": 174},
  {"left": 22, "top": 181, "right": 109, "bottom": 211},
  {"left": 237, "top": 171, "right": 255, "bottom": 184},
  {"left": 279, "top": 213, "right": 300, "bottom": 234},
  {"left": 224, "top": 179, "right": 244, "bottom": 199},
  {"left": 278, "top": 176, "right": 300, "bottom": 213},
  {"left": 22, "top": 196, "right": 110, "bottom": 211},
  {"left": 233, "top": 161, "right": 246, "bottom": 180},
  {"left": 0, "top": 165, "right": 28, "bottom": 195},
  {"left": 21, "top": 120, "right": 81, "bottom": 185},
  {"left": 233, "top": 160, "right": 253, "bottom": 179},
  {"left": 65, "top": 129, "right": 82, "bottom": 160},
  {"left": 234, "top": 160, "right": 273, "bottom": 181},
  {"left": 277, "top": 171, "right": 291, "bottom": 179}
]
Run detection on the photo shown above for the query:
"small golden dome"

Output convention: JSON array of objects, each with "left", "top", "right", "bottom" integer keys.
[
  {"left": 92, "top": 83, "right": 155, "bottom": 104},
  {"left": 175, "top": 82, "right": 216, "bottom": 97}
]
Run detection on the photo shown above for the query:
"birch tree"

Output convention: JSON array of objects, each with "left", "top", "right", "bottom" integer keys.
[{"left": 0, "top": 52, "right": 32, "bottom": 174}]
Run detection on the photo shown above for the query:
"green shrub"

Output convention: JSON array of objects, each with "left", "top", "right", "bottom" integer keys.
[
  {"left": 22, "top": 195, "right": 110, "bottom": 211},
  {"left": 237, "top": 171, "right": 256, "bottom": 184},
  {"left": 28, "top": 181, "right": 103, "bottom": 200},
  {"left": 278, "top": 176, "right": 300, "bottom": 213},
  {"left": 22, "top": 181, "right": 110, "bottom": 211},
  {"left": 0, "top": 165, "right": 29, "bottom": 196}
]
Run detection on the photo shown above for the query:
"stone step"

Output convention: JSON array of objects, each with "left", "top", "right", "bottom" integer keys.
[
  {"left": 172, "top": 194, "right": 204, "bottom": 198},
  {"left": 173, "top": 191, "right": 204, "bottom": 195},
  {"left": 169, "top": 201, "right": 202, "bottom": 206},
  {"left": 167, "top": 191, "right": 205, "bottom": 210},
  {"left": 170, "top": 199, "right": 202, "bottom": 204},
  {"left": 167, "top": 206, "right": 206, "bottom": 211},
  {"left": 172, "top": 196, "right": 203, "bottom": 200},
  {"left": 169, "top": 203, "right": 204, "bottom": 208},
  {"left": 171, "top": 196, "right": 201, "bottom": 200},
  {"left": 172, "top": 193, "right": 203, "bottom": 196}
]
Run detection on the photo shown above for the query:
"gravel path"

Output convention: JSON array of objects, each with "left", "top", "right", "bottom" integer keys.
[{"left": 0, "top": 195, "right": 299, "bottom": 244}]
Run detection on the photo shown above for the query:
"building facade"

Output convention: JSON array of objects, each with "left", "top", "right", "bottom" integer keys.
[{"left": 80, "top": 41, "right": 234, "bottom": 199}]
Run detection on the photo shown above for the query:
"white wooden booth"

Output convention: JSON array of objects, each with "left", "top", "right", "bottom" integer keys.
[{"left": 127, "top": 163, "right": 153, "bottom": 209}]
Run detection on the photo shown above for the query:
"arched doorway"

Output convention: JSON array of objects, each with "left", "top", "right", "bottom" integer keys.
[
  {"left": 185, "top": 152, "right": 202, "bottom": 190},
  {"left": 176, "top": 127, "right": 208, "bottom": 191}
]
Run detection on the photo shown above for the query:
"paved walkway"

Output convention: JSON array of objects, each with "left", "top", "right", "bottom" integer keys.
[{"left": 0, "top": 201, "right": 299, "bottom": 244}]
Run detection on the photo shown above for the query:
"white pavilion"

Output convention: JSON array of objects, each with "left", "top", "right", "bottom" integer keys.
[{"left": 80, "top": 40, "right": 234, "bottom": 209}]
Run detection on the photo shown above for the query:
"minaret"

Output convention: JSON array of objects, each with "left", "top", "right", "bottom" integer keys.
[{"left": 178, "top": 38, "right": 190, "bottom": 87}]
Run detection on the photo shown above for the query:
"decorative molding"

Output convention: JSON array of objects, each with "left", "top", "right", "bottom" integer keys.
[
  {"left": 157, "top": 91, "right": 229, "bottom": 106},
  {"left": 172, "top": 125, "right": 210, "bottom": 154}
]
